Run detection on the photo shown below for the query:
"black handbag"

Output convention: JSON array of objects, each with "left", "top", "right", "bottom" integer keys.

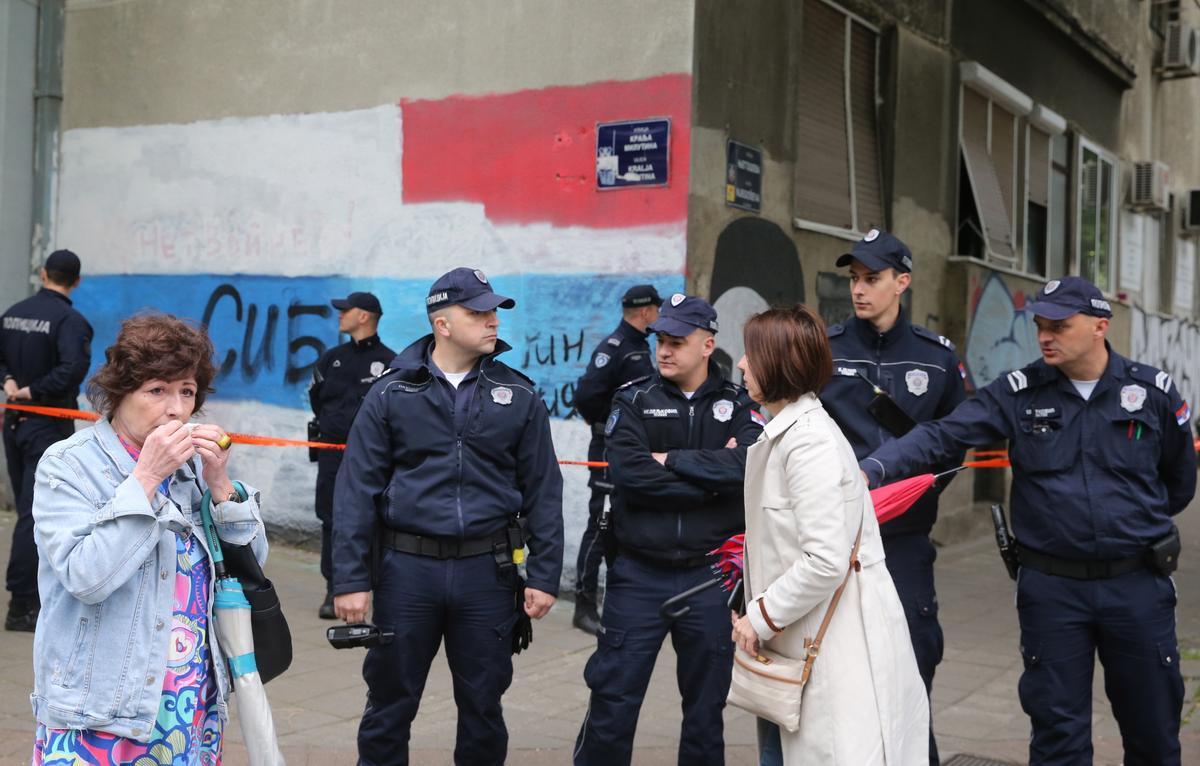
[{"left": 201, "top": 483, "right": 293, "bottom": 683}]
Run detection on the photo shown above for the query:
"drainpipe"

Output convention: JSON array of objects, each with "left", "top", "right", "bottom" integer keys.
[{"left": 29, "top": 0, "right": 64, "bottom": 280}]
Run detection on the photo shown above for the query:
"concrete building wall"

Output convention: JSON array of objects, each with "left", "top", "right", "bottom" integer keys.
[{"left": 55, "top": 0, "right": 695, "bottom": 591}]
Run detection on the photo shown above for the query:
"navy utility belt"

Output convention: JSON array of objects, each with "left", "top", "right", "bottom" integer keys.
[
  {"left": 1017, "top": 544, "right": 1147, "bottom": 580},
  {"left": 383, "top": 529, "right": 507, "bottom": 560},
  {"left": 619, "top": 546, "right": 710, "bottom": 570}
]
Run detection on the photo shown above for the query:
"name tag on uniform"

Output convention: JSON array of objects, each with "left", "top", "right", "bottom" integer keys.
[
  {"left": 835, "top": 366, "right": 859, "bottom": 377},
  {"left": 642, "top": 407, "right": 679, "bottom": 418}
]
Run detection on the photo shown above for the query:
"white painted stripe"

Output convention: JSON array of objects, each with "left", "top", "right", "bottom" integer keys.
[{"left": 55, "top": 106, "right": 683, "bottom": 278}]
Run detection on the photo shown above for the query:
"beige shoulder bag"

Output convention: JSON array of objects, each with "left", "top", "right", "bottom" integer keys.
[{"left": 726, "top": 522, "right": 863, "bottom": 733}]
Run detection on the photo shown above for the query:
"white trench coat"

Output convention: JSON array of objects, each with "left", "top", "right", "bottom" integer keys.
[{"left": 743, "top": 393, "right": 929, "bottom": 765}]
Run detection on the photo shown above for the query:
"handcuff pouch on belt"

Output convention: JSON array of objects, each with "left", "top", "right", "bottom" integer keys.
[{"left": 1149, "top": 525, "right": 1182, "bottom": 576}]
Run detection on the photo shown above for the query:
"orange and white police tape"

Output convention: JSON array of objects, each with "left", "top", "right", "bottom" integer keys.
[{"left": 4, "top": 401, "right": 1199, "bottom": 468}]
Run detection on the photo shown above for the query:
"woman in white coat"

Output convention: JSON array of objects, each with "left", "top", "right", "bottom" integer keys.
[{"left": 731, "top": 305, "right": 929, "bottom": 765}]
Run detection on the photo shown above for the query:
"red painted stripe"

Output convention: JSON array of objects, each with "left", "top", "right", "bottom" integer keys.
[{"left": 401, "top": 74, "right": 691, "bottom": 228}]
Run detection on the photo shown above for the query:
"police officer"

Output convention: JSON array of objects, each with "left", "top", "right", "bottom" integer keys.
[
  {"left": 332, "top": 267, "right": 563, "bottom": 766},
  {"left": 574, "top": 294, "right": 762, "bottom": 766},
  {"left": 0, "top": 249, "right": 93, "bottom": 632},
  {"left": 571, "top": 283, "right": 661, "bottom": 635},
  {"left": 309, "top": 291, "right": 395, "bottom": 618},
  {"left": 862, "top": 276, "right": 1196, "bottom": 765},
  {"left": 820, "top": 229, "right": 965, "bottom": 765}
]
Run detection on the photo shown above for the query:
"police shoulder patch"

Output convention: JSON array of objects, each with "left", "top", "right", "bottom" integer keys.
[
  {"left": 1127, "top": 363, "right": 1173, "bottom": 394},
  {"left": 826, "top": 324, "right": 845, "bottom": 338},
  {"left": 911, "top": 324, "right": 955, "bottom": 352},
  {"left": 604, "top": 407, "right": 621, "bottom": 436},
  {"left": 617, "top": 374, "right": 653, "bottom": 391}
]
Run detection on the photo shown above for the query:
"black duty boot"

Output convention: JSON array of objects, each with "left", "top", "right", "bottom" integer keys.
[
  {"left": 5, "top": 599, "right": 39, "bottom": 632},
  {"left": 318, "top": 591, "right": 336, "bottom": 620},
  {"left": 572, "top": 592, "right": 601, "bottom": 636}
]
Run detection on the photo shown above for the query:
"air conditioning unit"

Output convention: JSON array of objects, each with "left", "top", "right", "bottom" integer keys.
[
  {"left": 1131, "top": 161, "right": 1171, "bottom": 211},
  {"left": 1183, "top": 189, "right": 1200, "bottom": 236},
  {"left": 1163, "top": 22, "right": 1200, "bottom": 75}
]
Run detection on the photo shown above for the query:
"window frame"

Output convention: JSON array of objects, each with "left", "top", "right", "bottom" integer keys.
[
  {"left": 1075, "top": 136, "right": 1119, "bottom": 294},
  {"left": 792, "top": 0, "right": 883, "bottom": 240}
]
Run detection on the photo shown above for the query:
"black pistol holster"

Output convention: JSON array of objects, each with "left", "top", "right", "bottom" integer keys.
[
  {"left": 1149, "top": 525, "right": 1182, "bottom": 576},
  {"left": 498, "top": 516, "right": 534, "bottom": 655}
]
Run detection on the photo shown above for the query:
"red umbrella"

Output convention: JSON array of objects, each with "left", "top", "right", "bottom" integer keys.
[{"left": 870, "top": 466, "right": 970, "bottom": 524}]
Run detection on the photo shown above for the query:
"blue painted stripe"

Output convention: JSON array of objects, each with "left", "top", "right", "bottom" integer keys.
[{"left": 73, "top": 272, "right": 682, "bottom": 414}]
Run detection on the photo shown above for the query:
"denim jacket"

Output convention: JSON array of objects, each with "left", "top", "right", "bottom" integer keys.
[{"left": 30, "top": 417, "right": 268, "bottom": 741}]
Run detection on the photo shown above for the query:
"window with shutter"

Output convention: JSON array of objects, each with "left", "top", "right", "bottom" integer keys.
[
  {"left": 794, "top": 0, "right": 882, "bottom": 237},
  {"left": 1025, "top": 127, "right": 1051, "bottom": 275},
  {"left": 959, "top": 87, "right": 1015, "bottom": 260}
]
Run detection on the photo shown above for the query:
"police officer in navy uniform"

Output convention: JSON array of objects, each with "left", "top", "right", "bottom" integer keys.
[
  {"left": 820, "top": 229, "right": 965, "bottom": 765},
  {"left": 332, "top": 267, "right": 563, "bottom": 766},
  {"left": 571, "top": 284, "right": 661, "bottom": 635},
  {"left": 309, "top": 291, "right": 395, "bottom": 619},
  {"left": 0, "top": 249, "right": 93, "bottom": 632},
  {"left": 574, "top": 294, "right": 763, "bottom": 766},
  {"left": 862, "top": 276, "right": 1196, "bottom": 765}
]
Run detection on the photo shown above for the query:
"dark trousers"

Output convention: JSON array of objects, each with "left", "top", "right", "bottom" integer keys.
[
  {"left": 574, "top": 487, "right": 607, "bottom": 597},
  {"left": 574, "top": 555, "right": 732, "bottom": 766},
  {"left": 1017, "top": 566, "right": 1183, "bottom": 766},
  {"left": 3, "top": 415, "right": 71, "bottom": 604},
  {"left": 314, "top": 449, "right": 343, "bottom": 587},
  {"left": 882, "top": 533, "right": 943, "bottom": 766},
  {"left": 357, "top": 550, "right": 518, "bottom": 766}
]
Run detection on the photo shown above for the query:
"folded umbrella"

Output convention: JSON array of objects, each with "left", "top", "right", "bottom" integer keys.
[
  {"left": 200, "top": 493, "right": 286, "bottom": 766},
  {"left": 870, "top": 466, "right": 967, "bottom": 524}
]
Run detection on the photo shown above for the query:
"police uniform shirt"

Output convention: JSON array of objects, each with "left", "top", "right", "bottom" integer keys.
[
  {"left": 309, "top": 334, "right": 397, "bottom": 442},
  {"left": 331, "top": 334, "right": 564, "bottom": 597},
  {"left": 573, "top": 320, "right": 655, "bottom": 425},
  {"left": 822, "top": 311, "right": 966, "bottom": 535},
  {"left": 604, "top": 361, "right": 764, "bottom": 562},
  {"left": 0, "top": 288, "right": 93, "bottom": 405},
  {"left": 863, "top": 346, "right": 1197, "bottom": 560}
]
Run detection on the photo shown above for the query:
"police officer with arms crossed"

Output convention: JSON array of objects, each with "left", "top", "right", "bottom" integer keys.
[
  {"left": 0, "top": 249, "right": 93, "bottom": 632},
  {"left": 571, "top": 284, "right": 661, "bottom": 635},
  {"left": 861, "top": 276, "right": 1196, "bottom": 765},
  {"left": 332, "top": 267, "right": 563, "bottom": 766},
  {"left": 309, "top": 291, "right": 394, "bottom": 619},
  {"left": 574, "top": 293, "right": 763, "bottom": 766},
  {"left": 818, "top": 229, "right": 964, "bottom": 766}
]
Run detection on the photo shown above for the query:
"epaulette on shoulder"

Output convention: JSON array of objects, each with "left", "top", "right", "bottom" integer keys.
[
  {"left": 507, "top": 367, "right": 537, "bottom": 388},
  {"left": 911, "top": 324, "right": 955, "bottom": 352},
  {"left": 617, "top": 374, "right": 653, "bottom": 391},
  {"left": 1128, "top": 363, "right": 1174, "bottom": 395},
  {"left": 1002, "top": 362, "right": 1051, "bottom": 394},
  {"left": 606, "top": 336, "right": 623, "bottom": 347},
  {"left": 826, "top": 324, "right": 845, "bottom": 338}
]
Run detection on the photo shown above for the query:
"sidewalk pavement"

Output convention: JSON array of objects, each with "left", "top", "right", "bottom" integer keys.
[{"left": 2, "top": 500, "right": 1200, "bottom": 765}]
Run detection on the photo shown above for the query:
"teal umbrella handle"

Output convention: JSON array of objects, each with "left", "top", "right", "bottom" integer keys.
[{"left": 200, "top": 480, "right": 248, "bottom": 579}]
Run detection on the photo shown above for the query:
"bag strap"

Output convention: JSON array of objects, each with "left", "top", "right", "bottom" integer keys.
[
  {"left": 798, "top": 519, "right": 863, "bottom": 685},
  {"left": 198, "top": 480, "right": 248, "bottom": 577}
]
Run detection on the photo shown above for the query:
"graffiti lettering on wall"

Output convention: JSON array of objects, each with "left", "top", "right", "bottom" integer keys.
[
  {"left": 1131, "top": 306, "right": 1200, "bottom": 422},
  {"left": 964, "top": 273, "right": 1039, "bottom": 389},
  {"left": 523, "top": 329, "right": 586, "bottom": 417}
]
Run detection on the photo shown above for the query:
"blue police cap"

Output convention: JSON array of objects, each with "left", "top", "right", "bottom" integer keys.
[
  {"left": 1024, "top": 276, "right": 1112, "bottom": 320},
  {"left": 647, "top": 293, "right": 719, "bottom": 336},
  {"left": 621, "top": 284, "right": 663, "bottom": 308},
  {"left": 835, "top": 229, "right": 913, "bottom": 273},
  {"left": 331, "top": 291, "right": 383, "bottom": 315},
  {"left": 425, "top": 267, "right": 516, "bottom": 313}
]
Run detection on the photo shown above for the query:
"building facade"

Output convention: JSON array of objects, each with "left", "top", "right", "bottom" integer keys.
[{"left": 0, "top": 0, "right": 1197, "bottom": 581}]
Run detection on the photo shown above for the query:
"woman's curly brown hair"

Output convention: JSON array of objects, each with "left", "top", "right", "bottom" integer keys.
[{"left": 87, "top": 314, "right": 218, "bottom": 416}]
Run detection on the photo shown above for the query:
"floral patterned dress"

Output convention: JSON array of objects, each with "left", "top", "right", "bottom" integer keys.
[{"left": 33, "top": 444, "right": 223, "bottom": 766}]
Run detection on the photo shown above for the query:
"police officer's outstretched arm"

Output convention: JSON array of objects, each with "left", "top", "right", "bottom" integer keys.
[
  {"left": 930, "top": 354, "right": 970, "bottom": 481},
  {"left": 331, "top": 383, "right": 391, "bottom": 622},
  {"left": 1158, "top": 387, "right": 1198, "bottom": 514},
  {"left": 515, "top": 396, "right": 565, "bottom": 617},
  {"left": 30, "top": 314, "right": 92, "bottom": 401},
  {"left": 863, "top": 383, "right": 1012, "bottom": 488},
  {"left": 663, "top": 393, "right": 763, "bottom": 495},
  {"left": 607, "top": 395, "right": 708, "bottom": 504}
]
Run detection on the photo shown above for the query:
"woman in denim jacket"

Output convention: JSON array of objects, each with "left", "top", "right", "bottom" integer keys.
[{"left": 29, "top": 314, "right": 268, "bottom": 765}]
